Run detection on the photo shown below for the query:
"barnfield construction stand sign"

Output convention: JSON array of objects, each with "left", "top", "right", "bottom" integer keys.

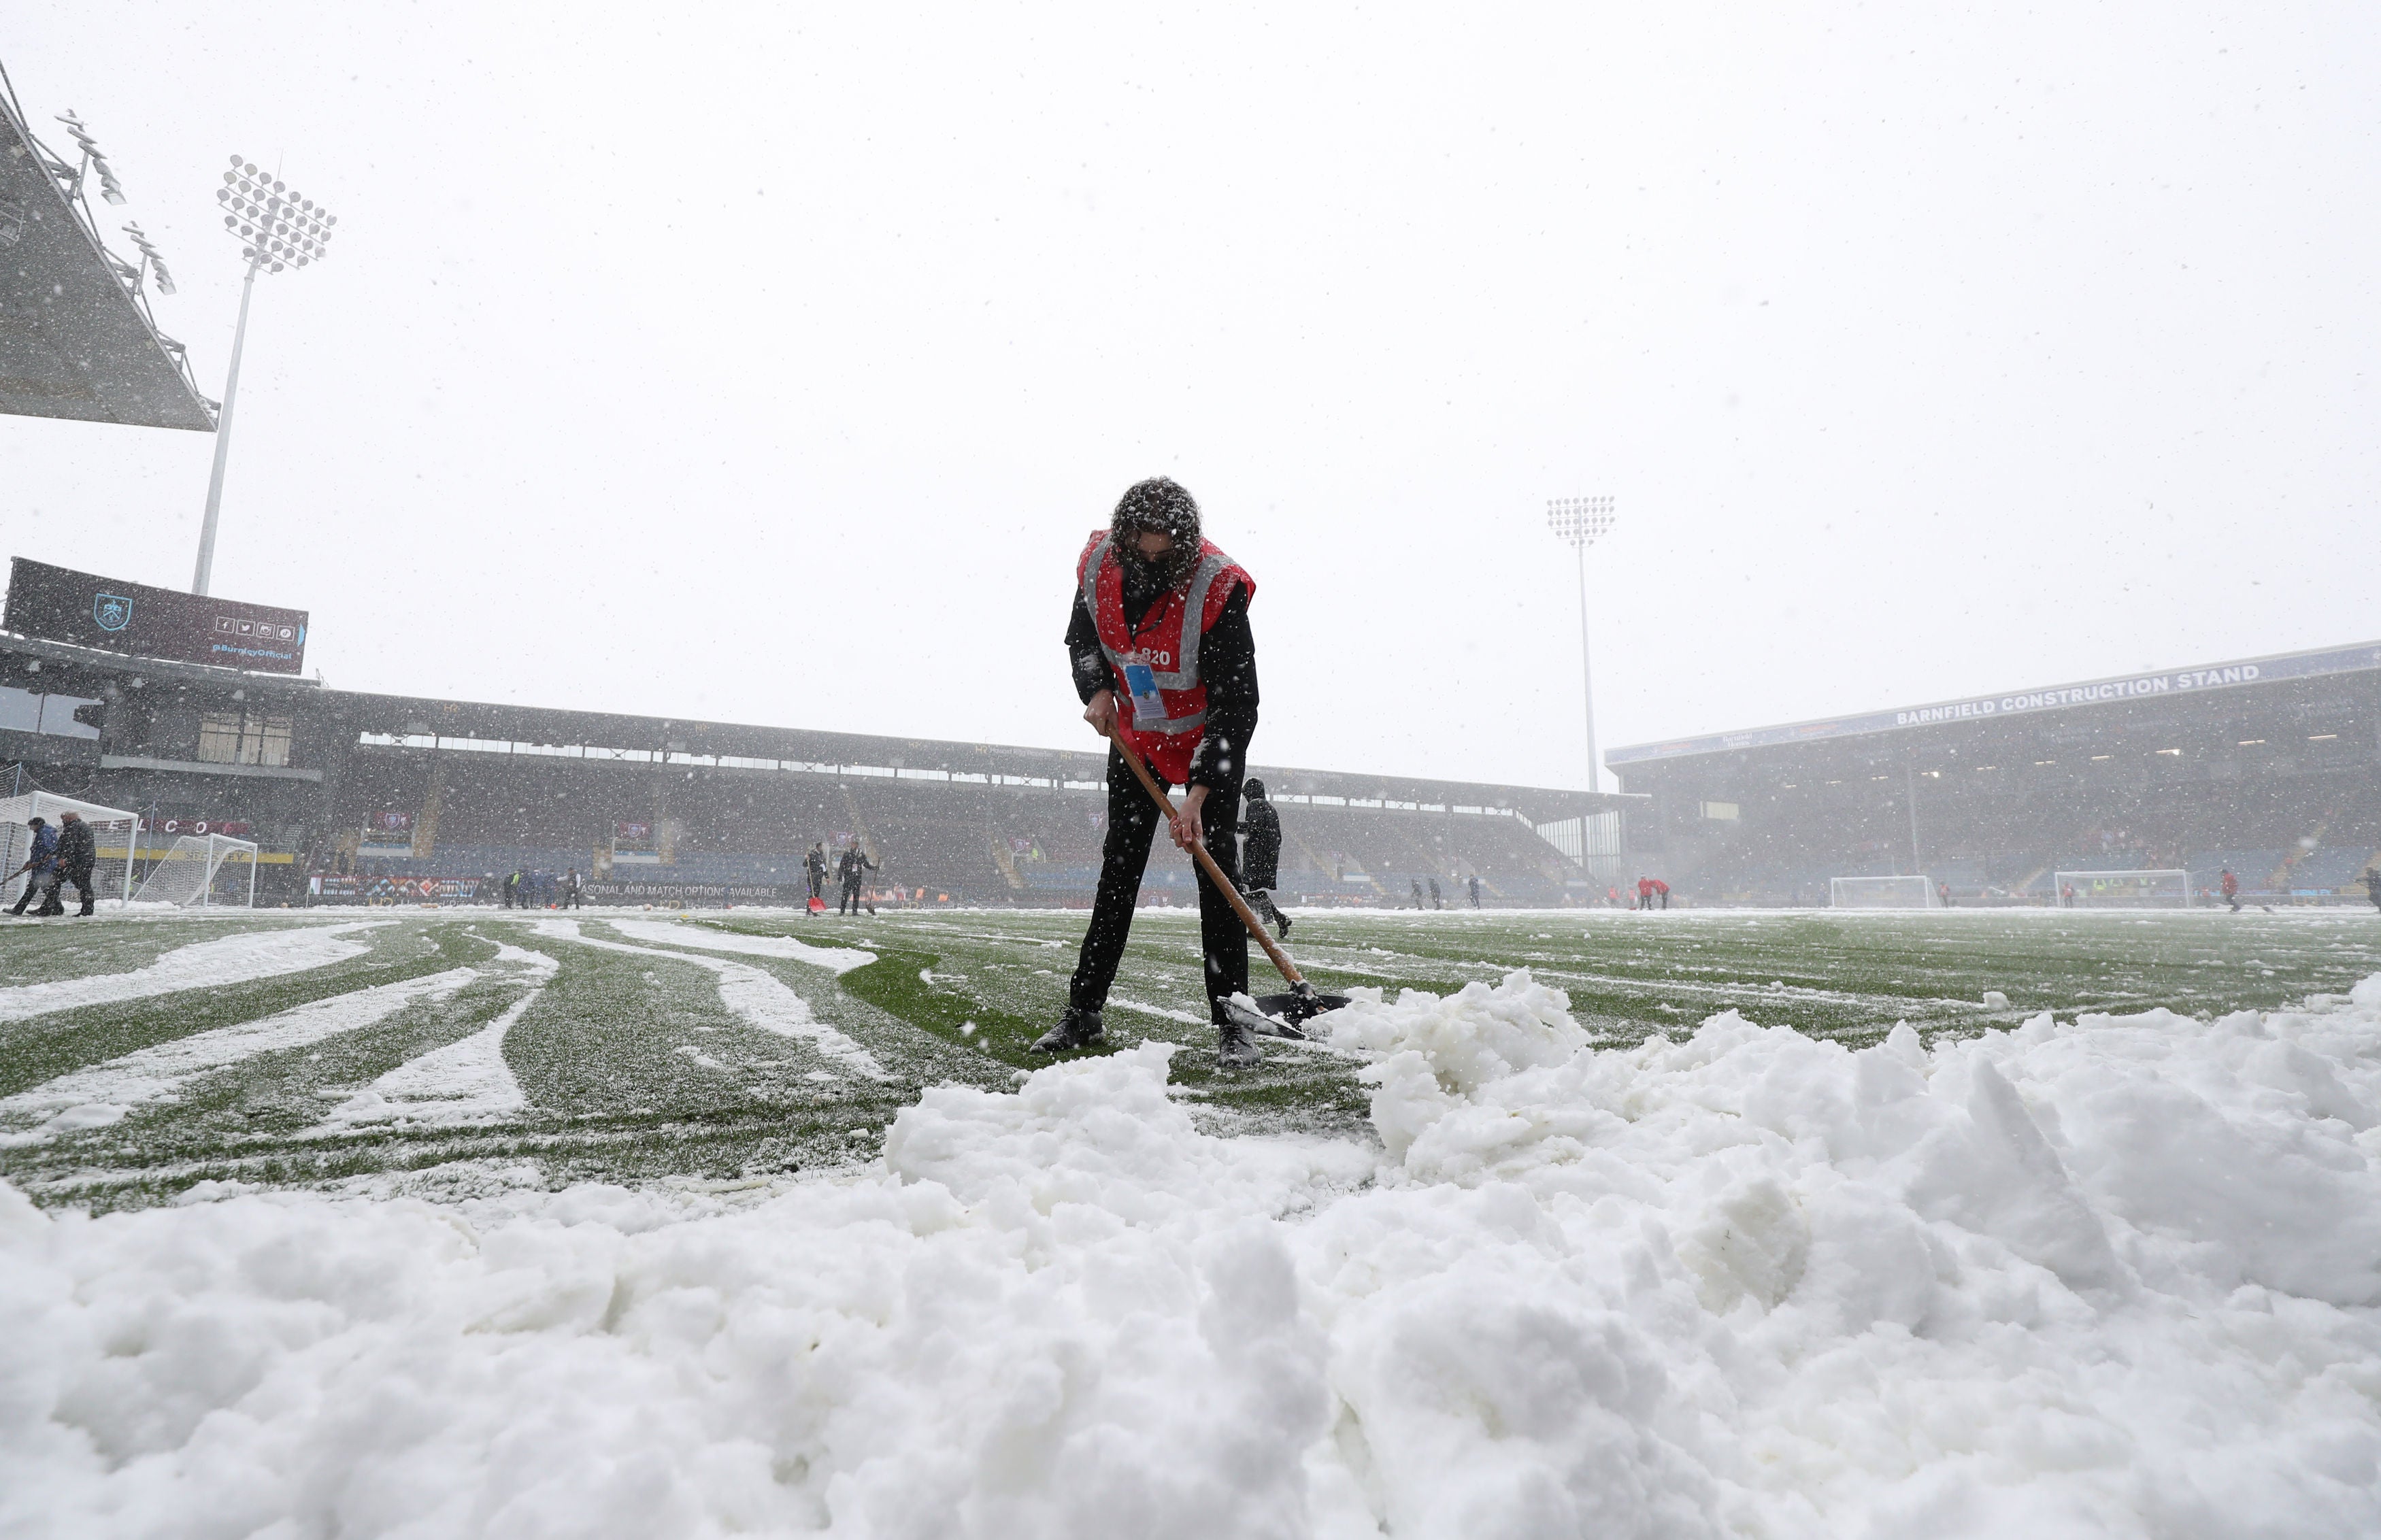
[{"left": 1608, "top": 640, "right": 2381, "bottom": 765}]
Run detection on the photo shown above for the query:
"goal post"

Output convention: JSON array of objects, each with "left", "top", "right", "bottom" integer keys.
[
  {"left": 2054, "top": 869, "right": 2192, "bottom": 909},
  {"left": 133, "top": 833, "right": 261, "bottom": 908},
  {"left": 0, "top": 789, "right": 141, "bottom": 909},
  {"left": 1830, "top": 875, "right": 1939, "bottom": 909}
]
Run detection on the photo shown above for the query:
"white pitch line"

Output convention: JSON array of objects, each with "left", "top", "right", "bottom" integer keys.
[
  {"left": 312, "top": 944, "right": 559, "bottom": 1130},
  {"left": 603, "top": 918, "right": 876, "bottom": 975},
  {"left": 0, "top": 966, "right": 478, "bottom": 1143},
  {"left": 0, "top": 922, "right": 388, "bottom": 1024},
  {"left": 523, "top": 919, "right": 886, "bottom": 1078}
]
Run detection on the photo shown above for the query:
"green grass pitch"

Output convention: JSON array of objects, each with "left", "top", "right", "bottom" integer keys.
[{"left": 3, "top": 904, "right": 2375, "bottom": 1211}]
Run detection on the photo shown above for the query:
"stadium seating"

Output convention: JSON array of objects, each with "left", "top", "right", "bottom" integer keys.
[
  {"left": 1683, "top": 759, "right": 2381, "bottom": 905},
  {"left": 329, "top": 745, "right": 1586, "bottom": 907}
]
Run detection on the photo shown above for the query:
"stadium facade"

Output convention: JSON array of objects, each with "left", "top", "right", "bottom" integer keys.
[
  {"left": 0, "top": 618, "right": 1624, "bottom": 909},
  {"left": 1608, "top": 641, "right": 2381, "bottom": 905}
]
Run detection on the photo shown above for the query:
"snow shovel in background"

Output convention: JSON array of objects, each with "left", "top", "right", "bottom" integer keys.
[{"left": 1108, "top": 727, "right": 1350, "bottom": 1038}]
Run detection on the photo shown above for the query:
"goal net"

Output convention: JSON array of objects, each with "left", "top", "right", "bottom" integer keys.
[
  {"left": 1831, "top": 875, "right": 1939, "bottom": 909},
  {"left": 2054, "top": 869, "right": 2191, "bottom": 909},
  {"left": 133, "top": 833, "right": 261, "bottom": 907},
  {"left": 0, "top": 790, "right": 141, "bottom": 910}
]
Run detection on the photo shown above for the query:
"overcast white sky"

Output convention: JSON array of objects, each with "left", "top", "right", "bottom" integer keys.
[{"left": 5, "top": 3, "right": 2376, "bottom": 789}]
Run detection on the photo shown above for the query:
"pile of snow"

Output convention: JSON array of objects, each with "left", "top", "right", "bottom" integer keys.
[{"left": 7, "top": 972, "right": 2381, "bottom": 1535}]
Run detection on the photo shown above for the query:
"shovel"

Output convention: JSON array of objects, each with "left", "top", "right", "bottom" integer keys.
[{"left": 1108, "top": 727, "right": 1350, "bottom": 1039}]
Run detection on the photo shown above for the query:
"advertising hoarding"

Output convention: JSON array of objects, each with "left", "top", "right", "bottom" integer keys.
[{"left": 3, "top": 557, "right": 309, "bottom": 675}]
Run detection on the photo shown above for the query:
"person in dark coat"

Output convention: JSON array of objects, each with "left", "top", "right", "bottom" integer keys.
[
  {"left": 1467, "top": 874, "right": 1482, "bottom": 908},
  {"left": 837, "top": 841, "right": 876, "bottom": 916},
  {"left": 1428, "top": 876, "right": 1442, "bottom": 910},
  {"left": 564, "top": 869, "right": 582, "bottom": 909},
  {"left": 50, "top": 811, "right": 98, "bottom": 916},
  {"left": 1036, "top": 477, "right": 1263, "bottom": 1067},
  {"left": 1237, "top": 777, "right": 1290, "bottom": 938},
  {"left": 1411, "top": 878, "right": 1425, "bottom": 910},
  {"left": 805, "top": 843, "right": 829, "bottom": 907},
  {"left": 2362, "top": 867, "right": 2380, "bottom": 913},
  {"left": 8, "top": 817, "right": 57, "bottom": 917}
]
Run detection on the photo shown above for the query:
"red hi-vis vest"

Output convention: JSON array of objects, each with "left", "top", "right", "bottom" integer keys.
[{"left": 1077, "top": 530, "right": 1254, "bottom": 784}]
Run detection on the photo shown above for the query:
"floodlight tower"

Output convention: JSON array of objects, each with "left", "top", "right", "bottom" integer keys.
[
  {"left": 1546, "top": 496, "right": 1616, "bottom": 793},
  {"left": 193, "top": 157, "right": 337, "bottom": 596}
]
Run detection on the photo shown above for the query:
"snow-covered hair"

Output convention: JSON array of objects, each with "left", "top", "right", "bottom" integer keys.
[{"left": 1111, "top": 477, "right": 1202, "bottom": 591}]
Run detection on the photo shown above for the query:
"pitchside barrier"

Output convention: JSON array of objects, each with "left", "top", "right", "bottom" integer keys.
[
  {"left": 2053, "top": 870, "right": 2192, "bottom": 908},
  {"left": 1830, "top": 875, "right": 1940, "bottom": 910}
]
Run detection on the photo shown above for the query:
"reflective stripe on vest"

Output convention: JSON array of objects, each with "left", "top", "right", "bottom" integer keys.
[{"left": 1078, "top": 535, "right": 1232, "bottom": 692}]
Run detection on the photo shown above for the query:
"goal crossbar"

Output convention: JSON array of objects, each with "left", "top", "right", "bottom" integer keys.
[
  {"left": 1831, "top": 875, "right": 1939, "bottom": 910},
  {"left": 2054, "top": 869, "right": 2192, "bottom": 908}
]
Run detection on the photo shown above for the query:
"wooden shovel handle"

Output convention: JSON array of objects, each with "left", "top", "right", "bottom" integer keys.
[{"left": 1107, "top": 729, "right": 1308, "bottom": 990}]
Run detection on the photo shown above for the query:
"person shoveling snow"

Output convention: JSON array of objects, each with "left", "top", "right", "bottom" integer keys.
[{"left": 1036, "top": 477, "right": 1342, "bottom": 1067}]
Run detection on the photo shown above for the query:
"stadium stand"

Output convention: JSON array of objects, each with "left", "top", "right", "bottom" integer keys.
[
  {"left": 0, "top": 625, "right": 1619, "bottom": 909},
  {"left": 1610, "top": 641, "right": 2381, "bottom": 905}
]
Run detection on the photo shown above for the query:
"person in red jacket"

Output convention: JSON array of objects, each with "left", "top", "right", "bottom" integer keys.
[
  {"left": 2220, "top": 868, "right": 2240, "bottom": 913},
  {"left": 1035, "top": 478, "right": 1265, "bottom": 1067},
  {"left": 1652, "top": 876, "right": 1670, "bottom": 910},
  {"left": 1635, "top": 876, "right": 1654, "bottom": 910}
]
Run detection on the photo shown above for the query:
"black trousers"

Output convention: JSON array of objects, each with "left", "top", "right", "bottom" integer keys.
[
  {"left": 46, "top": 867, "right": 95, "bottom": 916},
  {"left": 1070, "top": 746, "right": 1246, "bottom": 1021},
  {"left": 839, "top": 880, "right": 864, "bottom": 916},
  {"left": 10, "top": 871, "right": 49, "bottom": 916}
]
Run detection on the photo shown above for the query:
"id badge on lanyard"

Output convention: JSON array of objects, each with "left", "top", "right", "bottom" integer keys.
[{"left": 1120, "top": 651, "right": 1167, "bottom": 729}]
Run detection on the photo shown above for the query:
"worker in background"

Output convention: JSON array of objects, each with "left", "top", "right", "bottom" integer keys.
[
  {"left": 7, "top": 817, "right": 57, "bottom": 918},
  {"left": 1237, "top": 777, "right": 1290, "bottom": 939},
  {"left": 48, "top": 811, "right": 97, "bottom": 917}
]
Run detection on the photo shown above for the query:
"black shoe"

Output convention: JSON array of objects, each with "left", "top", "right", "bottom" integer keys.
[
  {"left": 1031, "top": 1006, "right": 1105, "bottom": 1054},
  {"left": 1216, "top": 1017, "right": 1262, "bottom": 1068},
  {"left": 1278, "top": 914, "right": 1292, "bottom": 939}
]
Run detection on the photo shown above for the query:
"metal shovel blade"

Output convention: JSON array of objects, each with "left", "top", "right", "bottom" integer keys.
[{"left": 1235, "top": 986, "right": 1352, "bottom": 1037}]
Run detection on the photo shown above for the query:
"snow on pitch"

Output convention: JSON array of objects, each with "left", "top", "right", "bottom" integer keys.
[
  {"left": 0, "top": 921, "right": 382, "bottom": 1022},
  {"left": 601, "top": 916, "right": 876, "bottom": 975},
  {"left": 525, "top": 917, "right": 886, "bottom": 1077},
  {"left": 6, "top": 971, "right": 2381, "bottom": 1535},
  {"left": 314, "top": 943, "right": 559, "bottom": 1129},
  {"left": 0, "top": 968, "right": 479, "bottom": 1143}
]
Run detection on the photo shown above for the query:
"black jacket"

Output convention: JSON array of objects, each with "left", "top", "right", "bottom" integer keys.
[
  {"left": 837, "top": 848, "right": 876, "bottom": 884},
  {"left": 52, "top": 820, "right": 96, "bottom": 872},
  {"left": 1066, "top": 572, "right": 1257, "bottom": 795},
  {"left": 1240, "top": 796, "right": 1282, "bottom": 888}
]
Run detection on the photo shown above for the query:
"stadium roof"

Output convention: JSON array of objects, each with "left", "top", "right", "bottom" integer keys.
[
  {"left": 0, "top": 631, "right": 1627, "bottom": 825},
  {"left": 1608, "top": 639, "right": 2381, "bottom": 768},
  {"left": 330, "top": 688, "right": 1631, "bottom": 824},
  {"left": 0, "top": 67, "right": 216, "bottom": 431}
]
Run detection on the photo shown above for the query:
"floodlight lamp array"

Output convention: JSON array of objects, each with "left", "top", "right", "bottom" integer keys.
[
  {"left": 54, "top": 110, "right": 127, "bottom": 205},
  {"left": 215, "top": 156, "right": 337, "bottom": 273},
  {"left": 119, "top": 222, "right": 177, "bottom": 295},
  {"left": 1546, "top": 495, "right": 1616, "bottom": 548}
]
